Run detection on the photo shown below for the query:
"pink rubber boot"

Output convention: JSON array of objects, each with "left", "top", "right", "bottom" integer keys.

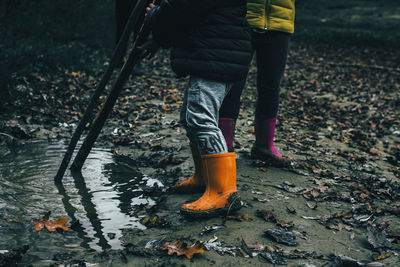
[
  {"left": 218, "top": 118, "right": 236, "bottom": 152},
  {"left": 251, "top": 118, "right": 289, "bottom": 166}
]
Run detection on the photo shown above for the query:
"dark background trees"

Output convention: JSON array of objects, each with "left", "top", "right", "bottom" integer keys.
[{"left": 0, "top": 0, "right": 399, "bottom": 110}]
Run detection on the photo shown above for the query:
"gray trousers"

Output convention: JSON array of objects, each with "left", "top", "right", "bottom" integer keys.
[{"left": 180, "top": 76, "right": 233, "bottom": 155}]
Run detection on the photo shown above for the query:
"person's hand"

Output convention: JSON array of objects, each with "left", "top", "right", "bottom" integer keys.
[
  {"left": 146, "top": 3, "right": 155, "bottom": 14},
  {"left": 136, "top": 2, "right": 157, "bottom": 49}
]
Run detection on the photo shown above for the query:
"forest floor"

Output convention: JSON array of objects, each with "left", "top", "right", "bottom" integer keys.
[
  {"left": 1, "top": 0, "right": 400, "bottom": 266},
  {"left": 1, "top": 42, "right": 400, "bottom": 266}
]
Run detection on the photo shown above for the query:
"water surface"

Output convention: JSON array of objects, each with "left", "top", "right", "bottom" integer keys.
[{"left": 0, "top": 140, "right": 161, "bottom": 264}]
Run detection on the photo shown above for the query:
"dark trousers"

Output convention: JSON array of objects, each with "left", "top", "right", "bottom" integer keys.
[{"left": 219, "top": 30, "right": 290, "bottom": 120}]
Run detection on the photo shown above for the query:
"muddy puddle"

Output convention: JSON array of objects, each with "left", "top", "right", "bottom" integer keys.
[{"left": 0, "top": 140, "right": 162, "bottom": 265}]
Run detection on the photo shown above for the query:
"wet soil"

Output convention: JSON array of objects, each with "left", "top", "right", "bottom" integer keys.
[{"left": 1, "top": 42, "right": 400, "bottom": 266}]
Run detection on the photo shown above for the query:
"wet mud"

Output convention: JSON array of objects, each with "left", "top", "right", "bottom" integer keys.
[{"left": 0, "top": 42, "right": 399, "bottom": 266}]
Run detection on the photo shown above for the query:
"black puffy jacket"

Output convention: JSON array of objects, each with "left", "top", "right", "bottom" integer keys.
[{"left": 148, "top": 0, "right": 252, "bottom": 82}]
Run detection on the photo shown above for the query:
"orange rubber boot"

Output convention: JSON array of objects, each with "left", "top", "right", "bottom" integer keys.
[
  {"left": 180, "top": 152, "right": 241, "bottom": 218},
  {"left": 173, "top": 143, "right": 206, "bottom": 194}
]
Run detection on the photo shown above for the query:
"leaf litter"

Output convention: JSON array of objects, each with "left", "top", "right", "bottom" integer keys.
[{"left": 1, "top": 29, "right": 400, "bottom": 266}]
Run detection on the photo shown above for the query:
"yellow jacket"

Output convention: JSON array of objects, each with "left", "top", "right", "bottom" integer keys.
[{"left": 246, "top": 0, "right": 295, "bottom": 34}]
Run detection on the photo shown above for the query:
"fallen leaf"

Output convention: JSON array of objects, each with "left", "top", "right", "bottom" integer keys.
[
  {"left": 253, "top": 196, "right": 269, "bottom": 202},
  {"left": 227, "top": 213, "right": 252, "bottom": 222},
  {"left": 245, "top": 241, "right": 272, "bottom": 252},
  {"left": 376, "top": 251, "right": 391, "bottom": 260},
  {"left": 159, "top": 239, "right": 205, "bottom": 259},
  {"left": 264, "top": 228, "right": 298, "bottom": 246},
  {"left": 31, "top": 212, "right": 70, "bottom": 232},
  {"left": 366, "top": 226, "right": 392, "bottom": 249},
  {"left": 306, "top": 202, "right": 317, "bottom": 209},
  {"left": 71, "top": 71, "right": 82, "bottom": 78},
  {"left": 256, "top": 210, "right": 294, "bottom": 228}
]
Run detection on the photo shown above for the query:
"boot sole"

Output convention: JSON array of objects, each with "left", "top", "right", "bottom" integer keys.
[
  {"left": 250, "top": 147, "right": 290, "bottom": 167},
  {"left": 180, "top": 192, "right": 241, "bottom": 218}
]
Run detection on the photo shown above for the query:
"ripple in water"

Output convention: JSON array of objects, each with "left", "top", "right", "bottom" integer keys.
[{"left": 0, "top": 140, "right": 162, "bottom": 264}]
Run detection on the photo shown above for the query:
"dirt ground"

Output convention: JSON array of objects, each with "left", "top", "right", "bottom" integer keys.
[{"left": 1, "top": 40, "right": 399, "bottom": 266}]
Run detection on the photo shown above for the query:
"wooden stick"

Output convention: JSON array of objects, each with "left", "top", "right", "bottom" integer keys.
[
  {"left": 70, "top": 21, "right": 148, "bottom": 172},
  {"left": 54, "top": 0, "right": 149, "bottom": 182}
]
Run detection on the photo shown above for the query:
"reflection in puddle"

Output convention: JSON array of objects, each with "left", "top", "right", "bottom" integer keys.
[{"left": 0, "top": 140, "right": 162, "bottom": 263}]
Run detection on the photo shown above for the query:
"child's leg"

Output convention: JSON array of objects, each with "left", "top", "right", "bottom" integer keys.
[
  {"left": 174, "top": 76, "right": 232, "bottom": 194},
  {"left": 179, "top": 77, "right": 241, "bottom": 217},
  {"left": 180, "top": 77, "right": 231, "bottom": 155},
  {"left": 254, "top": 30, "right": 289, "bottom": 120},
  {"left": 219, "top": 50, "right": 254, "bottom": 151},
  {"left": 251, "top": 31, "right": 290, "bottom": 165},
  {"left": 218, "top": 79, "right": 246, "bottom": 151}
]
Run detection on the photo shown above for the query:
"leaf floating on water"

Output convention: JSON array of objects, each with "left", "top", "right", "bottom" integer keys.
[
  {"left": 2, "top": 215, "right": 23, "bottom": 223},
  {"left": 31, "top": 212, "right": 70, "bottom": 232},
  {"left": 159, "top": 238, "right": 205, "bottom": 259}
]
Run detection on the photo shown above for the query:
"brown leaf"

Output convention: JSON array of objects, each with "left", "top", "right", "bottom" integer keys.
[
  {"left": 256, "top": 210, "right": 274, "bottom": 221},
  {"left": 71, "top": 71, "right": 82, "bottom": 78},
  {"left": 376, "top": 251, "right": 392, "bottom": 260},
  {"left": 3, "top": 215, "right": 23, "bottom": 223},
  {"left": 159, "top": 239, "right": 205, "bottom": 259},
  {"left": 227, "top": 213, "right": 252, "bottom": 222},
  {"left": 256, "top": 210, "right": 293, "bottom": 228},
  {"left": 162, "top": 105, "right": 171, "bottom": 111},
  {"left": 306, "top": 202, "right": 317, "bottom": 210},
  {"left": 31, "top": 212, "right": 69, "bottom": 232},
  {"left": 246, "top": 241, "right": 273, "bottom": 252}
]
